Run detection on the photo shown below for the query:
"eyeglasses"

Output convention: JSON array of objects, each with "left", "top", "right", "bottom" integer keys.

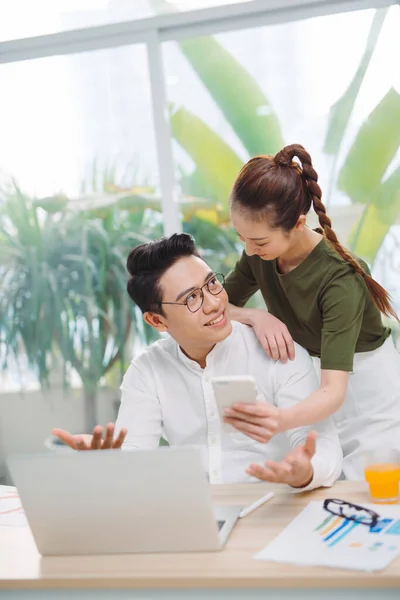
[
  {"left": 323, "top": 498, "right": 380, "bottom": 528},
  {"left": 156, "top": 273, "right": 225, "bottom": 313}
]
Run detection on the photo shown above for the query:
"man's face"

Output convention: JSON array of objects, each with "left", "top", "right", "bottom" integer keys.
[{"left": 154, "top": 255, "right": 232, "bottom": 351}]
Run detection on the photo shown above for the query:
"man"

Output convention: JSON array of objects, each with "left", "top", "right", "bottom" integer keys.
[{"left": 55, "top": 233, "right": 342, "bottom": 489}]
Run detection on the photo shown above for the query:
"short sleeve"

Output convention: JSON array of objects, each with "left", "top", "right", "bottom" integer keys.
[
  {"left": 224, "top": 251, "right": 259, "bottom": 307},
  {"left": 319, "top": 272, "right": 366, "bottom": 371}
]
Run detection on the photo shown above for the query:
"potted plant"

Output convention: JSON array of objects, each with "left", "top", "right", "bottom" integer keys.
[{"left": 0, "top": 181, "right": 159, "bottom": 431}]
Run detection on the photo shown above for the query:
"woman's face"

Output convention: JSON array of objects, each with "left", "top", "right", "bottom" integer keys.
[{"left": 231, "top": 209, "right": 294, "bottom": 261}]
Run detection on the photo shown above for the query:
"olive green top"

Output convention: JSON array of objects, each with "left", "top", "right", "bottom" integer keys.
[{"left": 224, "top": 238, "right": 390, "bottom": 371}]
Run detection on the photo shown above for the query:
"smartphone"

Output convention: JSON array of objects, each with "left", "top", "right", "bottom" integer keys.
[{"left": 211, "top": 375, "right": 258, "bottom": 432}]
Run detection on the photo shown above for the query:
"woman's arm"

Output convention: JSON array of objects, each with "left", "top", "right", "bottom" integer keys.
[
  {"left": 225, "top": 251, "right": 295, "bottom": 361},
  {"left": 228, "top": 303, "right": 258, "bottom": 325},
  {"left": 224, "top": 250, "right": 259, "bottom": 307},
  {"left": 224, "top": 352, "right": 348, "bottom": 442},
  {"left": 279, "top": 369, "right": 349, "bottom": 429},
  {"left": 229, "top": 304, "right": 295, "bottom": 362},
  {"left": 279, "top": 270, "right": 366, "bottom": 428},
  {"left": 245, "top": 348, "right": 342, "bottom": 489},
  {"left": 225, "top": 272, "right": 364, "bottom": 438}
]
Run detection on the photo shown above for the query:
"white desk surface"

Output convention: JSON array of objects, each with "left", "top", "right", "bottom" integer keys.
[{"left": 1, "top": 481, "right": 400, "bottom": 598}]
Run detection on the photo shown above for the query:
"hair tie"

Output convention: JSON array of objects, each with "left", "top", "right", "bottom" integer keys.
[{"left": 273, "top": 152, "right": 292, "bottom": 167}]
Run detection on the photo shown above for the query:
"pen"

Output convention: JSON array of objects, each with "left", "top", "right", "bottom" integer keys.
[{"left": 239, "top": 491, "right": 274, "bottom": 518}]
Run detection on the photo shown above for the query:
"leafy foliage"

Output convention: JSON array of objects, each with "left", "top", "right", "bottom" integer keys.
[{"left": 0, "top": 182, "right": 159, "bottom": 427}]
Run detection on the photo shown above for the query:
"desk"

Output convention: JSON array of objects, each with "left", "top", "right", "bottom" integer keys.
[{"left": 1, "top": 481, "right": 400, "bottom": 599}]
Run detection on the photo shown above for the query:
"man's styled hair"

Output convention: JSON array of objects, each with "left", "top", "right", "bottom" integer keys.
[{"left": 126, "top": 233, "right": 200, "bottom": 314}]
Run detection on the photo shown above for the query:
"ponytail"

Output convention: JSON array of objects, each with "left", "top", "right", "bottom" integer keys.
[{"left": 277, "top": 144, "right": 398, "bottom": 321}]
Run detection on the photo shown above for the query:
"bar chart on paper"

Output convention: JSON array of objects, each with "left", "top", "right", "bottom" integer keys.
[{"left": 255, "top": 501, "right": 400, "bottom": 571}]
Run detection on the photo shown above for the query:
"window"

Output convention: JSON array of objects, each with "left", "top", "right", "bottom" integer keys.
[
  {"left": 0, "top": 0, "right": 256, "bottom": 42},
  {"left": 163, "top": 5, "right": 400, "bottom": 314},
  {"left": 0, "top": 43, "right": 161, "bottom": 397}
]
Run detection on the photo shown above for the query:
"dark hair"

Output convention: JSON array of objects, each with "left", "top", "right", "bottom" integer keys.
[
  {"left": 230, "top": 143, "right": 398, "bottom": 321},
  {"left": 126, "top": 233, "right": 200, "bottom": 314}
]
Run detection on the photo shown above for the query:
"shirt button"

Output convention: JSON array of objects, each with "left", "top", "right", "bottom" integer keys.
[
  {"left": 212, "top": 469, "right": 219, "bottom": 477},
  {"left": 210, "top": 436, "right": 218, "bottom": 445},
  {"left": 209, "top": 411, "right": 216, "bottom": 418}
]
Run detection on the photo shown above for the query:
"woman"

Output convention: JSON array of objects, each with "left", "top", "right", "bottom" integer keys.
[{"left": 223, "top": 143, "right": 400, "bottom": 479}]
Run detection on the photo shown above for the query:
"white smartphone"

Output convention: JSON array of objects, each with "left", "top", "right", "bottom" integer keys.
[{"left": 211, "top": 375, "right": 258, "bottom": 432}]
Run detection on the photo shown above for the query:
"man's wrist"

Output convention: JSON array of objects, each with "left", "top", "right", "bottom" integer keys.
[{"left": 290, "top": 466, "right": 314, "bottom": 489}]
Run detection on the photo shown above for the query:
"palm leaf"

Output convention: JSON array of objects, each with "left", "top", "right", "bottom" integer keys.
[
  {"left": 0, "top": 183, "right": 156, "bottom": 429},
  {"left": 338, "top": 88, "right": 400, "bottom": 204},
  {"left": 323, "top": 8, "right": 388, "bottom": 155},
  {"left": 179, "top": 36, "right": 283, "bottom": 156},
  {"left": 171, "top": 106, "right": 243, "bottom": 220},
  {"left": 349, "top": 167, "right": 400, "bottom": 262}
]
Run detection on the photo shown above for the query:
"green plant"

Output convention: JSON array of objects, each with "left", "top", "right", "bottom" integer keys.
[
  {"left": 323, "top": 9, "right": 388, "bottom": 202},
  {"left": 338, "top": 88, "right": 400, "bottom": 263},
  {"left": 319, "top": 9, "right": 400, "bottom": 266},
  {"left": 0, "top": 182, "right": 159, "bottom": 430},
  {"left": 183, "top": 216, "right": 240, "bottom": 274},
  {"left": 0, "top": 172, "right": 246, "bottom": 428},
  {"left": 168, "top": 5, "right": 400, "bottom": 274},
  {"left": 171, "top": 37, "right": 284, "bottom": 217}
]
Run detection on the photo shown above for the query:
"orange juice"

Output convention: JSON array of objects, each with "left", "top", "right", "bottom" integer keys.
[{"left": 364, "top": 463, "right": 400, "bottom": 504}]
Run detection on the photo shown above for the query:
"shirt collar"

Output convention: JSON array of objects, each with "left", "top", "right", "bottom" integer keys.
[{"left": 176, "top": 322, "right": 236, "bottom": 372}]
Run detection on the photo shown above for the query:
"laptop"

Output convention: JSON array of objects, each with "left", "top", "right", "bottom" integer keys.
[{"left": 6, "top": 446, "right": 241, "bottom": 556}]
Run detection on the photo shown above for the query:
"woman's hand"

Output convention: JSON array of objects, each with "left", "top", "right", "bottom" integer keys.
[
  {"left": 229, "top": 306, "right": 295, "bottom": 363},
  {"left": 224, "top": 402, "right": 283, "bottom": 443}
]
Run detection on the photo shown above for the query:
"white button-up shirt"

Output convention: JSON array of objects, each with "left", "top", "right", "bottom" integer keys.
[{"left": 116, "top": 321, "right": 342, "bottom": 488}]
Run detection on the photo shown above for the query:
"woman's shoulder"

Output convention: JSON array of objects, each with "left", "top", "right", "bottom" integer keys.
[{"left": 319, "top": 238, "right": 371, "bottom": 276}]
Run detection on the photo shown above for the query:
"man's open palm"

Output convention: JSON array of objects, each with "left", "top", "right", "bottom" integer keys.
[
  {"left": 246, "top": 431, "right": 317, "bottom": 488},
  {"left": 52, "top": 423, "right": 127, "bottom": 451}
]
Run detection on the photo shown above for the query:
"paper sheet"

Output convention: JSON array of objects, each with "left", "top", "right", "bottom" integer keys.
[
  {"left": 255, "top": 501, "right": 400, "bottom": 572},
  {"left": 0, "top": 485, "right": 28, "bottom": 527}
]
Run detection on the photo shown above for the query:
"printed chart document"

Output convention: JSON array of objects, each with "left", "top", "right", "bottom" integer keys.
[
  {"left": 255, "top": 501, "right": 400, "bottom": 572},
  {"left": 0, "top": 485, "right": 27, "bottom": 527}
]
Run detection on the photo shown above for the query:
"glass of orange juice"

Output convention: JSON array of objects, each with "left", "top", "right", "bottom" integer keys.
[{"left": 364, "top": 448, "right": 400, "bottom": 504}]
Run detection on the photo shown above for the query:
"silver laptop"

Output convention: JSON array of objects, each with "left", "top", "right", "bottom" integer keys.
[{"left": 6, "top": 446, "right": 241, "bottom": 556}]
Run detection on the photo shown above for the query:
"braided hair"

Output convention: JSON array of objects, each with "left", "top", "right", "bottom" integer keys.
[{"left": 230, "top": 143, "right": 397, "bottom": 320}]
